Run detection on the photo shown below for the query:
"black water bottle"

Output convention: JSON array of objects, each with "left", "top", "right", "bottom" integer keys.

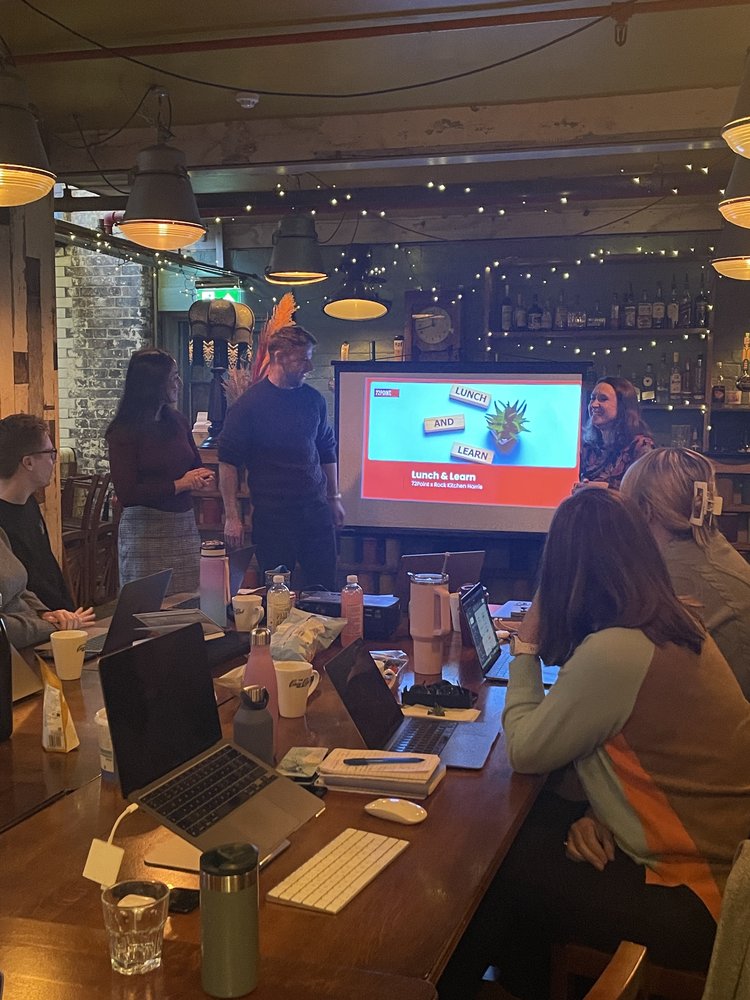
[{"left": 0, "top": 616, "right": 13, "bottom": 742}]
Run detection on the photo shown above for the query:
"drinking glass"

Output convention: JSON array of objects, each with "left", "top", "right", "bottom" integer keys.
[{"left": 101, "top": 880, "right": 170, "bottom": 975}]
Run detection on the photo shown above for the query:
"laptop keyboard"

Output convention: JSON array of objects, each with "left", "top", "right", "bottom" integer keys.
[
  {"left": 267, "top": 827, "right": 409, "bottom": 914},
  {"left": 390, "top": 717, "right": 456, "bottom": 755},
  {"left": 141, "top": 744, "right": 277, "bottom": 838},
  {"left": 85, "top": 632, "right": 107, "bottom": 654}
]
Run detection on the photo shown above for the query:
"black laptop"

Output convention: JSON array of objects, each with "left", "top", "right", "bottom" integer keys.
[
  {"left": 325, "top": 639, "right": 499, "bottom": 770},
  {"left": 99, "top": 623, "right": 323, "bottom": 863},
  {"left": 460, "top": 583, "right": 559, "bottom": 686},
  {"left": 36, "top": 569, "right": 172, "bottom": 661}
]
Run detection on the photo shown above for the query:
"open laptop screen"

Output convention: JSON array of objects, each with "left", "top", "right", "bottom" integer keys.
[
  {"left": 100, "top": 623, "right": 221, "bottom": 797},
  {"left": 326, "top": 640, "right": 404, "bottom": 749},
  {"left": 461, "top": 583, "right": 502, "bottom": 676}
]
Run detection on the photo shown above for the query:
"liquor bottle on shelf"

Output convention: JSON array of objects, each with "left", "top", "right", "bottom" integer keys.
[
  {"left": 711, "top": 361, "right": 726, "bottom": 405},
  {"left": 587, "top": 301, "right": 606, "bottom": 329},
  {"left": 500, "top": 283, "right": 513, "bottom": 332},
  {"left": 630, "top": 371, "right": 641, "bottom": 402},
  {"left": 527, "top": 293, "right": 543, "bottom": 331},
  {"left": 693, "top": 353, "right": 705, "bottom": 402},
  {"left": 340, "top": 341, "right": 350, "bottom": 361},
  {"left": 666, "top": 275, "right": 679, "bottom": 329},
  {"left": 691, "top": 427, "right": 701, "bottom": 452},
  {"left": 553, "top": 290, "right": 568, "bottom": 331},
  {"left": 569, "top": 295, "right": 586, "bottom": 329},
  {"left": 694, "top": 274, "right": 709, "bottom": 328},
  {"left": 678, "top": 274, "right": 693, "bottom": 328},
  {"left": 393, "top": 334, "right": 404, "bottom": 360},
  {"left": 682, "top": 358, "right": 692, "bottom": 400},
  {"left": 623, "top": 284, "right": 637, "bottom": 329},
  {"left": 656, "top": 353, "right": 669, "bottom": 404},
  {"left": 737, "top": 332, "right": 750, "bottom": 403},
  {"left": 652, "top": 283, "right": 666, "bottom": 329},
  {"left": 637, "top": 289, "right": 653, "bottom": 329},
  {"left": 669, "top": 352, "right": 682, "bottom": 400},
  {"left": 541, "top": 298, "right": 553, "bottom": 331},
  {"left": 513, "top": 291, "right": 527, "bottom": 331},
  {"left": 641, "top": 363, "right": 656, "bottom": 403},
  {"left": 609, "top": 291, "right": 620, "bottom": 330}
]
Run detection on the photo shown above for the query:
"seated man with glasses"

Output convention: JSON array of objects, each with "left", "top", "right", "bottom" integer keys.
[{"left": 0, "top": 414, "right": 74, "bottom": 612}]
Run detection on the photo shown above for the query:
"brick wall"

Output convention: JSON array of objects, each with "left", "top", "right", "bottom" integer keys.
[{"left": 55, "top": 240, "right": 153, "bottom": 472}]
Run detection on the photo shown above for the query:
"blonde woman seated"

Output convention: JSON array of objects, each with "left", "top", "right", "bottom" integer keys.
[{"left": 621, "top": 447, "right": 750, "bottom": 699}]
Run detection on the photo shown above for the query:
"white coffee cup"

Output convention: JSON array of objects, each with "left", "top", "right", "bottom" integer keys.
[
  {"left": 231, "top": 594, "right": 264, "bottom": 632},
  {"left": 273, "top": 660, "right": 320, "bottom": 718},
  {"left": 50, "top": 629, "right": 88, "bottom": 680}
]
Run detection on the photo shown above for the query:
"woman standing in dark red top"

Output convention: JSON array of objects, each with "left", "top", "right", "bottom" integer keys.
[
  {"left": 579, "top": 376, "right": 654, "bottom": 490},
  {"left": 106, "top": 349, "right": 214, "bottom": 594}
]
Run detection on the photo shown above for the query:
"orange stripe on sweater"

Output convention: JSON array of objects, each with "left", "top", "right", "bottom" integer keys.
[{"left": 606, "top": 733, "right": 722, "bottom": 920}]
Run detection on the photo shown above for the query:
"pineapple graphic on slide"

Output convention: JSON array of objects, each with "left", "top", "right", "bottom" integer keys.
[{"left": 485, "top": 400, "right": 529, "bottom": 454}]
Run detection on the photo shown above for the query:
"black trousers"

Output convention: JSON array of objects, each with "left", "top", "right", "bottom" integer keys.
[
  {"left": 438, "top": 792, "right": 716, "bottom": 1000},
  {"left": 252, "top": 502, "right": 337, "bottom": 591}
]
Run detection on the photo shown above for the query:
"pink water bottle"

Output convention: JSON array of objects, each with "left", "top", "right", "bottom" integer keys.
[
  {"left": 340, "top": 574, "right": 364, "bottom": 647},
  {"left": 242, "top": 626, "right": 278, "bottom": 757}
]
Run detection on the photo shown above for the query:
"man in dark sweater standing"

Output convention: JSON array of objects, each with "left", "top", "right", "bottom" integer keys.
[
  {"left": 217, "top": 326, "right": 344, "bottom": 590},
  {"left": 0, "top": 413, "right": 75, "bottom": 611}
]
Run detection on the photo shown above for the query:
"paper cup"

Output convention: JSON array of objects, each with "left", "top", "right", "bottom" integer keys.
[
  {"left": 50, "top": 630, "right": 88, "bottom": 680},
  {"left": 231, "top": 594, "right": 264, "bottom": 632},
  {"left": 449, "top": 592, "right": 461, "bottom": 631},
  {"left": 273, "top": 660, "right": 320, "bottom": 718}
]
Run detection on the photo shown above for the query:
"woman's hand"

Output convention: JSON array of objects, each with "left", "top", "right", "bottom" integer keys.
[
  {"left": 514, "top": 594, "right": 541, "bottom": 646},
  {"left": 175, "top": 468, "right": 215, "bottom": 494},
  {"left": 573, "top": 479, "right": 609, "bottom": 492},
  {"left": 565, "top": 812, "right": 616, "bottom": 871},
  {"left": 41, "top": 606, "right": 96, "bottom": 630}
]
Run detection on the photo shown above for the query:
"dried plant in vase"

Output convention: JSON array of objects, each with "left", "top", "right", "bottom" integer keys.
[
  {"left": 251, "top": 291, "right": 297, "bottom": 384},
  {"left": 223, "top": 365, "right": 254, "bottom": 407}
]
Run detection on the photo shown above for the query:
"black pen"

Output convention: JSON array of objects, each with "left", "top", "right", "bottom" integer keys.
[{"left": 342, "top": 756, "right": 425, "bottom": 766}]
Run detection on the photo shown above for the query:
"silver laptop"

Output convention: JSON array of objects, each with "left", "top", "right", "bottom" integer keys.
[
  {"left": 36, "top": 569, "right": 172, "bottom": 661},
  {"left": 99, "top": 623, "right": 323, "bottom": 863},
  {"left": 460, "top": 583, "right": 559, "bottom": 686},
  {"left": 326, "top": 639, "right": 499, "bottom": 770}
]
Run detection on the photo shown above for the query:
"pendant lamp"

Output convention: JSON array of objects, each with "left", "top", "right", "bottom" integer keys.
[
  {"left": 265, "top": 215, "right": 328, "bottom": 285},
  {"left": 722, "top": 53, "right": 750, "bottom": 158},
  {"left": 711, "top": 221, "right": 750, "bottom": 280},
  {"left": 323, "top": 281, "right": 390, "bottom": 320},
  {"left": 719, "top": 156, "right": 750, "bottom": 229},
  {"left": 0, "top": 64, "right": 55, "bottom": 207},
  {"left": 119, "top": 143, "right": 206, "bottom": 251}
]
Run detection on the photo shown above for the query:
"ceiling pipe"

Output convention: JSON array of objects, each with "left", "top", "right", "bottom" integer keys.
[{"left": 15, "top": 0, "right": 746, "bottom": 65}]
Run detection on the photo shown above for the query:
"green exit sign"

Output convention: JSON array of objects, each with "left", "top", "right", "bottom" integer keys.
[{"left": 199, "top": 287, "right": 242, "bottom": 302}]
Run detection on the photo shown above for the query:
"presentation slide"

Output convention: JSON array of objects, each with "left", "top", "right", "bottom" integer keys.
[{"left": 336, "top": 366, "right": 583, "bottom": 534}]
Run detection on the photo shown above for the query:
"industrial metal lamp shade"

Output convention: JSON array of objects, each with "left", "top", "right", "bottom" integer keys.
[
  {"left": 265, "top": 215, "right": 327, "bottom": 285},
  {"left": 723, "top": 55, "right": 750, "bottom": 158},
  {"left": 712, "top": 222, "right": 750, "bottom": 280},
  {"left": 0, "top": 65, "right": 55, "bottom": 207},
  {"left": 120, "top": 143, "right": 206, "bottom": 251},
  {"left": 323, "top": 282, "right": 390, "bottom": 320},
  {"left": 719, "top": 156, "right": 750, "bottom": 228}
]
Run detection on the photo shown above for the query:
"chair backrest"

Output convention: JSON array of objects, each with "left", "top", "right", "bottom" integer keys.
[{"left": 584, "top": 941, "right": 647, "bottom": 1000}]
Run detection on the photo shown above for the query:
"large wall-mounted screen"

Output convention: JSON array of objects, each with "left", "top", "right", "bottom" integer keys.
[{"left": 335, "top": 363, "right": 584, "bottom": 534}]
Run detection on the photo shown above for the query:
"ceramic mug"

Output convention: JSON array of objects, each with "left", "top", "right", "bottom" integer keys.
[
  {"left": 273, "top": 660, "right": 320, "bottom": 718},
  {"left": 231, "top": 594, "right": 264, "bottom": 632}
]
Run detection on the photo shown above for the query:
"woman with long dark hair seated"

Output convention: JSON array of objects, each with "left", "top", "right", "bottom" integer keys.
[
  {"left": 438, "top": 489, "right": 750, "bottom": 1000},
  {"left": 579, "top": 376, "right": 654, "bottom": 489},
  {"left": 106, "top": 349, "right": 214, "bottom": 595}
]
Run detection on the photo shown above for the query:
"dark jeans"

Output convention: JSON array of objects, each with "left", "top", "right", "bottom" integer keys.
[
  {"left": 438, "top": 792, "right": 716, "bottom": 1000},
  {"left": 252, "top": 501, "right": 337, "bottom": 591}
]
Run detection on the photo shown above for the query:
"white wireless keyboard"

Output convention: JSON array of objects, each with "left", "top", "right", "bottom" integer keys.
[{"left": 267, "top": 827, "right": 409, "bottom": 914}]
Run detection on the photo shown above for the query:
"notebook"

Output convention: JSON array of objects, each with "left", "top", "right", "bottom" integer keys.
[
  {"left": 325, "top": 639, "right": 499, "bottom": 770},
  {"left": 35, "top": 569, "right": 172, "bottom": 661},
  {"left": 460, "top": 583, "right": 559, "bottom": 686},
  {"left": 99, "top": 623, "right": 324, "bottom": 863}
]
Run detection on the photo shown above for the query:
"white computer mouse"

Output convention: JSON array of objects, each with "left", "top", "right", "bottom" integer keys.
[{"left": 364, "top": 797, "right": 428, "bottom": 825}]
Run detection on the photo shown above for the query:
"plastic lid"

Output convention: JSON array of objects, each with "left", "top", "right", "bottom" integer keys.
[
  {"left": 272, "top": 574, "right": 285, "bottom": 584},
  {"left": 200, "top": 842, "right": 258, "bottom": 877},
  {"left": 250, "top": 626, "right": 272, "bottom": 645},
  {"left": 346, "top": 575, "right": 358, "bottom": 584}
]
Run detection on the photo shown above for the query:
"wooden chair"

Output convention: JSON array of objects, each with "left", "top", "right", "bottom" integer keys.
[
  {"left": 584, "top": 942, "right": 647, "bottom": 1000},
  {"left": 60, "top": 474, "right": 110, "bottom": 606},
  {"left": 87, "top": 475, "right": 119, "bottom": 606},
  {"left": 550, "top": 941, "right": 705, "bottom": 1000}
]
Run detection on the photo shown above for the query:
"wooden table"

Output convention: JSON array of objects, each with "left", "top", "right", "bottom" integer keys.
[{"left": 0, "top": 633, "right": 542, "bottom": 998}]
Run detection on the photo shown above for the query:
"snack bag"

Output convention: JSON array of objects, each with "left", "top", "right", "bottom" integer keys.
[{"left": 40, "top": 660, "right": 80, "bottom": 753}]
